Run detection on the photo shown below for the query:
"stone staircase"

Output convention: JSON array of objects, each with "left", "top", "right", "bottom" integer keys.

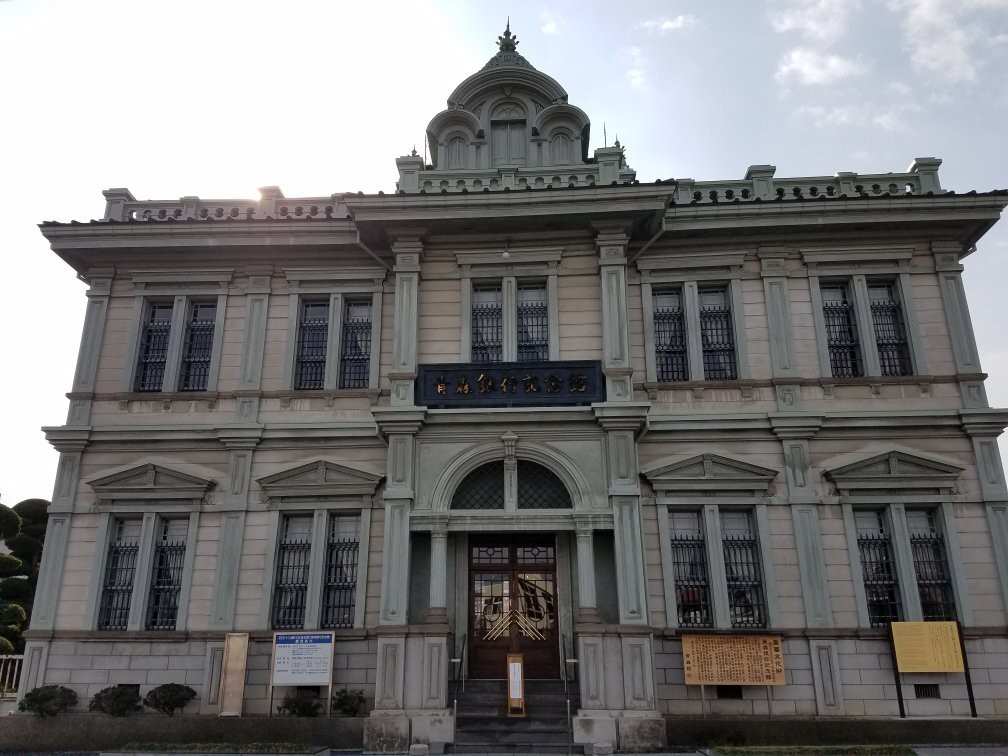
[{"left": 450, "top": 678, "right": 581, "bottom": 754}]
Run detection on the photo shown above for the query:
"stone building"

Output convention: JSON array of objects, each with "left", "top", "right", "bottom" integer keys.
[{"left": 23, "top": 26, "right": 1008, "bottom": 752}]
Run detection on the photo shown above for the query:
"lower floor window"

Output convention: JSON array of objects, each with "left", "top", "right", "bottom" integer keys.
[
  {"left": 907, "top": 510, "right": 957, "bottom": 621},
  {"left": 668, "top": 507, "right": 767, "bottom": 629},
  {"left": 98, "top": 519, "right": 142, "bottom": 631}
]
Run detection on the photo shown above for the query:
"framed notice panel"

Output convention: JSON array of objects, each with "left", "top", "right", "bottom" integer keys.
[
  {"left": 268, "top": 632, "right": 335, "bottom": 716},
  {"left": 890, "top": 622, "right": 964, "bottom": 673},
  {"left": 219, "top": 632, "right": 249, "bottom": 717},
  {"left": 682, "top": 634, "right": 785, "bottom": 686}
]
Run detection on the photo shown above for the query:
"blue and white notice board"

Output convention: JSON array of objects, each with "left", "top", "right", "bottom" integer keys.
[{"left": 272, "top": 632, "right": 335, "bottom": 685}]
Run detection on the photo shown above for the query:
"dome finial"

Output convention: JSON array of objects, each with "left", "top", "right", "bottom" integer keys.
[{"left": 498, "top": 19, "right": 518, "bottom": 52}]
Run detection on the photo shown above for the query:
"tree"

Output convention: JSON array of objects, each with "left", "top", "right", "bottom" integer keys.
[{"left": 0, "top": 498, "right": 49, "bottom": 653}]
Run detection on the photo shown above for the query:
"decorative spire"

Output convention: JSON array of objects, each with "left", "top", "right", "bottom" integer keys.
[{"left": 497, "top": 19, "right": 518, "bottom": 52}]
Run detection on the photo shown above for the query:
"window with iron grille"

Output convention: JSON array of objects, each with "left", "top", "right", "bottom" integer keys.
[
  {"left": 869, "top": 283, "right": 912, "bottom": 376},
  {"left": 472, "top": 283, "right": 503, "bottom": 362},
  {"left": 699, "top": 286, "right": 737, "bottom": 380},
  {"left": 516, "top": 460, "right": 572, "bottom": 509},
  {"left": 653, "top": 288, "right": 689, "bottom": 382},
  {"left": 907, "top": 510, "right": 957, "bottom": 621},
  {"left": 669, "top": 511, "right": 713, "bottom": 627},
  {"left": 517, "top": 282, "right": 549, "bottom": 362},
  {"left": 721, "top": 510, "right": 767, "bottom": 628},
  {"left": 821, "top": 283, "right": 863, "bottom": 378},
  {"left": 320, "top": 515, "right": 359, "bottom": 629},
  {"left": 339, "top": 299, "right": 372, "bottom": 389},
  {"left": 145, "top": 519, "right": 188, "bottom": 630},
  {"left": 272, "top": 515, "right": 313, "bottom": 630},
  {"left": 134, "top": 302, "right": 174, "bottom": 392},
  {"left": 98, "top": 518, "right": 142, "bottom": 631},
  {"left": 294, "top": 300, "right": 329, "bottom": 390},
  {"left": 452, "top": 462, "right": 505, "bottom": 509},
  {"left": 854, "top": 510, "right": 902, "bottom": 626},
  {"left": 178, "top": 301, "right": 216, "bottom": 391}
]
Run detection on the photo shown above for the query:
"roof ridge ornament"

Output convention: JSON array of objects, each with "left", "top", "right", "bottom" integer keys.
[{"left": 498, "top": 19, "right": 518, "bottom": 52}]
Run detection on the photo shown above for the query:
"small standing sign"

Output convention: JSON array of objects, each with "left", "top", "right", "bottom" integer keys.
[
  {"left": 888, "top": 621, "right": 975, "bottom": 718},
  {"left": 506, "top": 653, "right": 525, "bottom": 717},
  {"left": 268, "top": 632, "right": 335, "bottom": 716}
]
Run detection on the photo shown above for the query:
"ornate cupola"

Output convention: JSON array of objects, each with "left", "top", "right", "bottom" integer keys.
[{"left": 395, "top": 23, "right": 635, "bottom": 193}]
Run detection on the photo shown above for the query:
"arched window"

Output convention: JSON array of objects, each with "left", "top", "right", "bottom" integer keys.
[
  {"left": 447, "top": 136, "right": 467, "bottom": 169},
  {"left": 550, "top": 133, "right": 571, "bottom": 165},
  {"left": 450, "top": 459, "right": 572, "bottom": 510},
  {"left": 452, "top": 461, "right": 504, "bottom": 509},
  {"left": 517, "top": 461, "right": 571, "bottom": 509},
  {"left": 491, "top": 104, "right": 526, "bottom": 167}
]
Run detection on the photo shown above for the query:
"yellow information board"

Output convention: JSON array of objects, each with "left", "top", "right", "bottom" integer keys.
[
  {"left": 891, "top": 622, "right": 964, "bottom": 673},
  {"left": 682, "top": 634, "right": 785, "bottom": 686}
]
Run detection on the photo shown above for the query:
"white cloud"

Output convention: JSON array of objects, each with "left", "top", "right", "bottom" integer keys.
[
  {"left": 637, "top": 15, "right": 697, "bottom": 34},
  {"left": 770, "top": 0, "right": 861, "bottom": 44},
  {"left": 542, "top": 20, "right": 557, "bottom": 34},
  {"left": 624, "top": 46, "right": 646, "bottom": 89},
  {"left": 775, "top": 47, "right": 866, "bottom": 85},
  {"left": 540, "top": 11, "right": 560, "bottom": 35},
  {"left": 794, "top": 96, "right": 920, "bottom": 131}
]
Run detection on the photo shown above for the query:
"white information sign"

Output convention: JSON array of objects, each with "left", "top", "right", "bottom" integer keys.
[
  {"left": 508, "top": 659, "right": 523, "bottom": 699},
  {"left": 271, "top": 632, "right": 334, "bottom": 686}
]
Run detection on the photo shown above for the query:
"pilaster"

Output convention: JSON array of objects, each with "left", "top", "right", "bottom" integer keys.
[
  {"left": 237, "top": 267, "right": 272, "bottom": 422},
  {"left": 612, "top": 496, "right": 648, "bottom": 625},
  {"left": 758, "top": 247, "right": 796, "bottom": 382},
  {"left": 595, "top": 226, "right": 634, "bottom": 401},
  {"left": 390, "top": 235, "right": 424, "bottom": 406},
  {"left": 68, "top": 269, "right": 113, "bottom": 425},
  {"left": 574, "top": 519, "right": 599, "bottom": 622}
]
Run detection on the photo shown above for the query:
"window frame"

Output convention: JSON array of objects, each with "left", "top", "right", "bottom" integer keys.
[
  {"left": 457, "top": 249, "right": 561, "bottom": 363},
  {"left": 642, "top": 275, "right": 749, "bottom": 384},
  {"left": 85, "top": 463, "right": 211, "bottom": 632},
  {"left": 123, "top": 284, "right": 228, "bottom": 394},
  {"left": 807, "top": 264, "right": 926, "bottom": 380},
  {"left": 282, "top": 273, "right": 384, "bottom": 392}
]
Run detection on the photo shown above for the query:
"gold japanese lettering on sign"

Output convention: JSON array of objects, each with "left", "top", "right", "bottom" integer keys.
[
  {"left": 477, "top": 373, "right": 496, "bottom": 393},
  {"left": 891, "top": 622, "right": 964, "bottom": 673},
  {"left": 500, "top": 375, "right": 517, "bottom": 393},
  {"left": 569, "top": 374, "right": 588, "bottom": 392},
  {"left": 681, "top": 634, "right": 785, "bottom": 686},
  {"left": 456, "top": 375, "right": 471, "bottom": 394},
  {"left": 435, "top": 375, "right": 448, "bottom": 395}
]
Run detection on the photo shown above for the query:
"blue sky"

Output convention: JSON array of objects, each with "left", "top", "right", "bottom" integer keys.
[{"left": 1, "top": 0, "right": 1006, "bottom": 506}]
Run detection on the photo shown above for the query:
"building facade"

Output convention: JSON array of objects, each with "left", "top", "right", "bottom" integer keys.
[{"left": 24, "top": 27, "right": 1008, "bottom": 752}]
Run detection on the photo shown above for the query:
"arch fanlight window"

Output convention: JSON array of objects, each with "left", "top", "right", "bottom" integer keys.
[
  {"left": 491, "top": 104, "right": 526, "bottom": 167},
  {"left": 451, "top": 459, "right": 572, "bottom": 510}
]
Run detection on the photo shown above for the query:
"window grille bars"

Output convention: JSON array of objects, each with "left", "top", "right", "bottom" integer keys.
[
  {"left": 321, "top": 533, "right": 359, "bottom": 629},
  {"left": 856, "top": 530, "right": 901, "bottom": 626},
  {"left": 869, "top": 285, "right": 912, "bottom": 376},
  {"left": 178, "top": 303, "right": 216, "bottom": 391},
  {"left": 669, "top": 530, "right": 713, "bottom": 628},
  {"left": 145, "top": 536, "right": 187, "bottom": 630},
  {"left": 294, "top": 301, "right": 329, "bottom": 390},
  {"left": 271, "top": 531, "right": 312, "bottom": 630},
  {"left": 517, "top": 284, "right": 549, "bottom": 362},
  {"left": 97, "top": 522, "right": 140, "bottom": 631},
  {"left": 472, "top": 285, "right": 503, "bottom": 363},
  {"left": 134, "top": 304, "right": 173, "bottom": 392},
  {"left": 699, "top": 289, "right": 737, "bottom": 380},
  {"left": 722, "top": 528, "right": 767, "bottom": 628},
  {"left": 822, "top": 286, "right": 863, "bottom": 378},
  {"left": 339, "top": 301, "right": 372, "bottom": 389},
  {"left": 516, "top": 460, "right": 572, "bottom": 509},
  {"left": 654, "top": 291, "right": 689, "bottom": 382},
  {"left": 452, "top": 462, "right": 505, "bottom": 509},
  {"left": 910, "top": 525, "right": 957, "bottom": 621}
]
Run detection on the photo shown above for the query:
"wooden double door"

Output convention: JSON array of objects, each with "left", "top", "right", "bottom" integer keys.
[{"left": 468, "top": 535, "right": 560, "bottom": 679}]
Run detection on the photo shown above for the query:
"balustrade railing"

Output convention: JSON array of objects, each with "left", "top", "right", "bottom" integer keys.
[{"left": 0, "top": 655, "right": 22, "bottom": 698}]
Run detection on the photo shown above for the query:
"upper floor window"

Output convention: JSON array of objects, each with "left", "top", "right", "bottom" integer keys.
[
  {"left": 472, "top": 283, "right": 503, "bottom": 363},
  {"left": 869, "top": 283, "right": 912, "bottom": 376},
  {"left": 491, "top": 104, "right": 526, "bottom": 166},
  {"left": 645, "top": 280, "right": 744, "bottom": 384},
  {"left": 814, "top": 276, "right": 918, "bottom": 379},
  {"left": 516, "top": 282, "right": 548, "bottom": 362},
  {"left": 288, "top": 292, "right": 379, "bottom": 391},
  {"left": 129, "top": 294, "right": 223, "bottom": 394},
  {"left": 134, "top": 302, "right": 174, "bottom": 392},
  {"left": 550, "top": 133, "right": 572, "bottom": 165},
  {"left": 446, "top": 136, "right": 467, "bottom": 169},
  {"left": 179, "top": 301, "right": 217, "bottom": 391},
  {"left": 699, "top": 286, "right": 737, "bottom": 381}
]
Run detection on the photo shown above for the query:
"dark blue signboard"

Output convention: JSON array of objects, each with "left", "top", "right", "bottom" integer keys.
[{"left": 417, "top": 361, "right": 604, "bottom": 408}]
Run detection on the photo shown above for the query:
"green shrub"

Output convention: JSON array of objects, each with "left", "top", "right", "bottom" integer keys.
[
  {"left": 18, "top": 685, "right": 78, "bottom": 716},
  {"left": 89, "top": 684, "right": 142, "bottom": 716},
  {"left": 143, "top": 683, "right": 198, "bottom": 716},
  {"left": 332, "top": 687, "right": 366, "bottom": 716},
  {"left": 276, "top": 689, "right": 322, "bottom": 717}
]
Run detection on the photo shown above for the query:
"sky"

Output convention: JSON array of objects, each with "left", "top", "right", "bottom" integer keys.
[{"left": 1, "top": 0, "right": 1007, "bottom": 507}]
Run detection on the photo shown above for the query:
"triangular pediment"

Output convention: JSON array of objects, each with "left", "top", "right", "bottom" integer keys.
[
  {"left": 87, "top": 464, "right": 215, "bottom": 501},
  {"left": 642, "top": 454, "right": 777, "bottom": 493},
  {"left": 257, "top": 460, "right": 383, "bottom": 499},
  {"left": 824, "top": 450, "right": 962, "bottom": 491}
]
